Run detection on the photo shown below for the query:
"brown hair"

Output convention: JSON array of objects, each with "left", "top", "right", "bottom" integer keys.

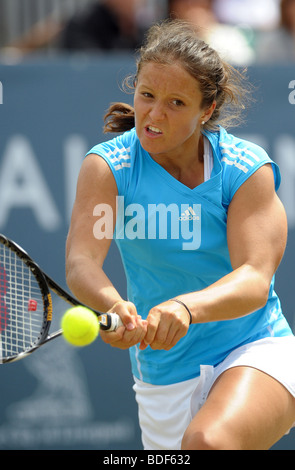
[
  {"left": 104, "top": 19, "right": 253, "bottom": 133},
  {"left": 280, "top": 0, "right": 295, "bottom": 32}
]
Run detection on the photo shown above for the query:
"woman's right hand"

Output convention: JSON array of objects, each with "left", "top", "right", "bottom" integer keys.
[{"left": 100, "top": 300, "right": 148, "bottom": 350}]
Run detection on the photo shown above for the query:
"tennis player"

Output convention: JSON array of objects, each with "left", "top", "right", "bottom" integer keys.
[{"left": 65, "top": 20, "right": 295, "bottom": 450}]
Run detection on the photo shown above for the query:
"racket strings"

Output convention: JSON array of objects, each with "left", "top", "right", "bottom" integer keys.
[{"left": 0, "top": 245, "right": 45, "bottom": 359}]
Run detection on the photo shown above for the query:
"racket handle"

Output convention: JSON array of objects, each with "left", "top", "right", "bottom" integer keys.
[{"left": 100, "top": 312, "right": 123, "bottom": 331}]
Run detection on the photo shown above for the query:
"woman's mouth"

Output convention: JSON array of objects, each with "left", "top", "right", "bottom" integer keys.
[{"left": 145, "top": 125, "right": 163, "bottom": 137}]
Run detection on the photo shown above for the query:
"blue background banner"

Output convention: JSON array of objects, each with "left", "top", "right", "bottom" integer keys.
[{"left": 0, "top": 58, "right": 294, "bottom": 449}]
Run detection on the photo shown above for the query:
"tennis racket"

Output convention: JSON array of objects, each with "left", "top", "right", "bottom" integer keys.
[{"left": 0, "top": 233, "right": 123, "bottom": 364}]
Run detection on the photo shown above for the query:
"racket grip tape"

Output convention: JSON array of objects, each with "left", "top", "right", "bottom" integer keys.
[{"left": 100, "top": 312, "right": 123, "bottom": 331}]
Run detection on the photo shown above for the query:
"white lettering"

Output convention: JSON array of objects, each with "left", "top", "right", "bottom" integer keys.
[
  {"left": 125, "top": 203, "right": 146, "bottom": 240},
  {"left": 181, "top": 204, "right": 201, "bottom": 251},
  {"left": 0, "top": 135, "right": 61, "bottom": 230},
  {"left": 93, "top": 198, "right": 201, "bottom": 250},
  {"left": 103, "top": 454, "right": 137, "bottom": 467},
  {"left": 148, "top": 203, "right": 180, "bottom": 239},
  {"left": 288, "top": 80, "right": 295, "bottom": 104},
  {"left": 64, "top": 135, "right": 86, "bottom": 222},
  {"left": 93, "top": 203, "right": 114, "bottom": 239}
]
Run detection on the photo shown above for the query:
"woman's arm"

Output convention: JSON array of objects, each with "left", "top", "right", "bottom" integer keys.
[
  {"left": 66, "top": 154, "right": 121, "bottom": 309},
  {"left": 142, "top": 164, "right": 287, "bottom": 349},
  {"left": 185, "top": 163, "right": 287, "bottom": 323},
  {"left": 66, "top": 153, "right": 147, "bottom": 347}
]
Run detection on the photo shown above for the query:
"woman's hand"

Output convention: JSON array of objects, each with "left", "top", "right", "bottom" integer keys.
[
  {"left": 140, "top": 300, "right": 190, "bottom": 351},
  {"left": 100, "top": 300, "right": 148, "bottom": 350}
]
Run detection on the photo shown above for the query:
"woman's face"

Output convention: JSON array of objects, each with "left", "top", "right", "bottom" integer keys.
[{"left": 134, "top": 61, "right": 214, "bottom": 161}]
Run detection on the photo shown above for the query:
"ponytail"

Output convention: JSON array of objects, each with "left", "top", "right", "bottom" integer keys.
[{"left": 103, "top": 102, "right": 135, "bottom": 134}]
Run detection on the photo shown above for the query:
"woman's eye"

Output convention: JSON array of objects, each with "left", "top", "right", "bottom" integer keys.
[
  {"left": 172, "top": 99, "right": 184, "bottom": 107},
  {"left": 142, "top": 92, "right": 153, "bottom": 98}
]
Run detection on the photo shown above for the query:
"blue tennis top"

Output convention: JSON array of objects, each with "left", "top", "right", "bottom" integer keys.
[{"left": 87, "top": 126, "right": 293, "bottom": 385}]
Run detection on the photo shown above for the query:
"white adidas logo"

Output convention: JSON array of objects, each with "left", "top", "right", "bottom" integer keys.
[{"left": 179, "top": 207, "right": 199, "bottom": 221}]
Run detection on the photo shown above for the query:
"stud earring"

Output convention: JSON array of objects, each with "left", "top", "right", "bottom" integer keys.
[{"left": 202, "top": 121, "right": 205, "bottom": 125}]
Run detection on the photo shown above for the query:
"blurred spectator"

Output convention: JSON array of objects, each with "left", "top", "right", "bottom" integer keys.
[
  {"left": 58, "top": 0, "right": 147, "bottom": 52},
  {"left": 168, "top": 0, "right": 256, "bottom": 65},
  {"left": 213, "top": 0, "right": 280, "bottom": 30},
  {"left": 256, "top": 0, "right": 295, "bottom": 63},
  {"left": 1, "top": 0, "right": 153, "bottom": 58}
]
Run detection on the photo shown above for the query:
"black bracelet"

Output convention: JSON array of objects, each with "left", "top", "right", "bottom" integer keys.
[{"left": 170, "top": 298, "right": 192, "bottom": 325}]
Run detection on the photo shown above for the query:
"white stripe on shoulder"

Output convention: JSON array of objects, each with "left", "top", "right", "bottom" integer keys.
[
  {"left": 221, "top": 148, "right": 254, "bottom": 167},
  {"left": 115, "top": 162, "right": 131, "bottom": 171},
  {"left": 105, "top": 146, "right": 131, "bottom": 170},
  {"left": 220, "top": 142, "right": 262, "bottom": 174},
  {"left": 221, "top": 156, "right": 248, "bottom": 173}
]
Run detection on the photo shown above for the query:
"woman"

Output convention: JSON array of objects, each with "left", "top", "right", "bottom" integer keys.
[{"left": 66, "top": 20, "right": 295, "bottom": 450}]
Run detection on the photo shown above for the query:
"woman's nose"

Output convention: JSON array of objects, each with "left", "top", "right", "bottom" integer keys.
[{"left": 149, "top": 102, "right": 165, "bottom": 121}]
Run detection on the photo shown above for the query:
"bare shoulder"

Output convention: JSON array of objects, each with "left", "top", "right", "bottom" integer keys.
[
  {"left": 75, "top": 153, "right": 118, "bottom": 202},
  {"left": 231, "top": 163, "right": 278, "bottom": 206}
]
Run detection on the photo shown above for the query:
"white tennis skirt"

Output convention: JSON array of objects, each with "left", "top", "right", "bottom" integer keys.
[{"left": 133, "top": 335, "right": 295, "bottom": 450}]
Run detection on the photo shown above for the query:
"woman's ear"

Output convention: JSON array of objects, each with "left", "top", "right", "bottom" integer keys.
[{"left": 201, "top": 100, "right": 217, "bottom": 125}]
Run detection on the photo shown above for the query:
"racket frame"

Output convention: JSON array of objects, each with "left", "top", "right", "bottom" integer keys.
[{"left": 0, "top": 234, "right": 122, "bottom": 364}]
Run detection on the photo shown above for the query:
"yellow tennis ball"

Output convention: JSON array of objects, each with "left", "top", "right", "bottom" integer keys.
[{"left": 61, "top": 306, "right": 100, "bottom": 347}]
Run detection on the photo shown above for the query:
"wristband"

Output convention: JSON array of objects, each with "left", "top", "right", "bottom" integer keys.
[{"left": 170, "top": 299, "right": 192, "bottom": 325}]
